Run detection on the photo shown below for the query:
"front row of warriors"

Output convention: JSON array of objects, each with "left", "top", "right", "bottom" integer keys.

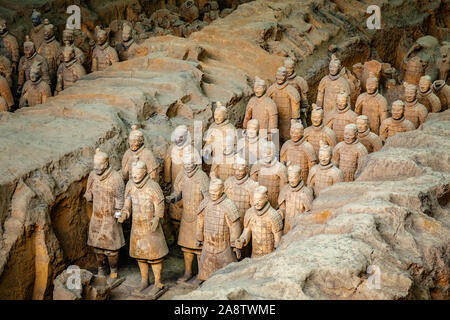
[{"left": 84, "top": 124, "right": 341, "bottom": 296}]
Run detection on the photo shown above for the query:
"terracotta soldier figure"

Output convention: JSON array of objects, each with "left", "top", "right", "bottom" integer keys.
[
  {"left": 0, "top": 74, "right": 13, "bottom": 111},
  {"left": 403, "top": 84, "right": 428, "bottom": 128},
  {"left": 0, "top": 18, "right": 19, "bottom": 73},
  {"left": 17, "top": 37, "right": 50, "bottom": 94},
  {"left": 37, "top": 20, "right": 61, "bottom": 83},
  {"left": 267, "top": 67, "right": 301, "bottom": 143},
  {"left": 196, "top": 178, "right": 242, "bottom": 281},
  {"left": 166, "top": 148, "right": 209, "bottom": 283},
  {"left": 234, "top": 186, "right": 283, "bottom": 258},
  {"left": 19, "top": 61, "right": 51, "bottom": 108},
  {"left": 119, "top": 159, "right": 168, "bottom": 298},
  {"left": 30, "top": 10, "right": 46, "bottom": 50},
  {"left": 243, "top": 77, "right": 278, "bottom": 140},
  {"left": 210, "top": 134, "right": 236, "bottom": 182},
  {"left": 307, "top": 141, "right": 344, "bottom": 197},
  {"left": 122, "top": 125, "right": 160, "bottom": 184},
  {"left": 204, "top": 103, "right": 237, "bottom": 162},
  {"left": 237, "top": 119, "right": 265, "bottom": 166},
  {"left": 325, "top": 90, "right": 357, "bottom": 142},
  {"left": 224, "top": 156, "right": 259, "bottom": 228},
  {"left": 84, "top": 149, "right": 125, "bottom": 287},
  {"left": 280, "top": 120, "right": 317, "bottom": 183},
  {"left": 417, "top": 75, "right": 441, "bottom": 113},
  {"left": 284, "top": 58, "right": 309, "bottom": 126},
  {"left": 304, "top": 105, "right": 338, "bottom": 156},
  {"left": 250, "top": 140, "right": 287, "bottom": 208},
  {"left": 92, "top": 28, "right": 119, "bottom": 72},
  {"left": 316, "top": 56, "right": 351, "bottom": 115},
  {"left": 55, "top": 46, "right": 86, "bottom": 94},
  {"left": 379, "top": 100, "right": 415, "bottom": 142},
  {"left": 57, "top": 29, "right": 86, "bottom": 68},
  {"left": 277, "top": 165, "right": 314, "bottom": 234},
  {"left": 0, "top": 54, "right": 13, "bottom": 88},
  {"left": 332, "top": 124, "right": 368, "bottom": 182},
  {"left": 164, "top": 125, "right": 191, "bottom": 233},
  {"left": 116, "top": 24, "right": 141, "bottom": 61},
  {"left": 356, "top": 115, "right": 382, "bottom": 153},
  {"left": 355, "top": 76, "right": 388, "bottom": 135},
  {"left": 432, "top": 80, "right": 449, "bottom": 111}
]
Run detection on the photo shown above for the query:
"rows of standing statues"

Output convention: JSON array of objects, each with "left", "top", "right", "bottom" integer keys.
[{"left": 82, "top": 49, "right": 448, "bottom": 297}]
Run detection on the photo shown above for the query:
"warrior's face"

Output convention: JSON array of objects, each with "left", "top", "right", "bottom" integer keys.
[
  {"left": 44, "top": 26, "right": 53, "bottom": 40},
  {"left": 63, "top": 48, "right": 75, "bottom": 63},
  {"left": 175, "top": 131, "right": 187, "bottom": 147},
  {"left": 32, "top": 14, "right": 41, "bottom": 27},
  {"left": 183, "top": 160, "right": 196, "bottom": 173},
  {"left": 253, "top": 191, "right": 268, "bottom": 210},
  {"left": 285, "top": 64, "right": 294, "bottom": 77},
  {"left": 254, "top": 84, "right": 265, "bottom": 97},
  {"left": 366, "top": 79, "right": 378, "bottom": 94},
  {"left": 276, "top": 70, "right": 286, "bottom": 85},
  {"left": 122, "top": 28, "right": 132, "bottom": 42},
  {"left": 233, "top": 164, "right": 247, "bottom": 180},
  {"left": 247, "top": 122, "right": 258, "bottom": 139},
  {"left": 419, "top": 77, "right": 430, "bottom": 93},
  {"left": 405, "top": 87, "right": 417, "bottom": 103},
  {"left": 131, "top": 165, "right": 147, "bottom": 184},
  {"left": 30, "top": 69, "right": 40, "bottom": 82},
  {"left": 392, "top": 103, "right": 404, "bottom": 120},
  {"left": 290, "top": 127, "right": 303, "bottom": 142},
  {"left": 319, "top": 149, "right": 331, "bottom": 166},
  {"left": 0, "top": 21, "right": 6, "bottom": 34},
  {"left": 262, "top": 144, "right": 274, "bottom": 164},
  {"left": 356, "top": 118, "right": 368, "bottom": 133},
  {"left": 329, "top": 61, "right": 340, "bottom": 76},
  {"left": 336, "top": 94, "right": 347, "bottom": 110},
  {"left": 288, "top": 169, "right": 301, "bottom": 187},
  {"left": 97, "top": 32, "right": 107, "bottom": 45},
  {"left": 63, "top": 32, "right": 74, "bottom": 46},
  {"left": 209, "top": 183, "right": 223, "bottom": 201},
  {"left": 129, "top": 134, "right": 143, "bottom": 152},
  {"left": 94, "top": 157, "right": 108, "bottom": 176},
  {"left": 214, "top": 109, "right": 226, "bottom": 125},
  {"left": 311, "top": 110, "right": 323, "bottom": 127},
  {"left": 344, "top": 126, "right": 357, "bottom": 144},
  {"left": 24, "top": 43, "right": 35, "bottom": 58}
]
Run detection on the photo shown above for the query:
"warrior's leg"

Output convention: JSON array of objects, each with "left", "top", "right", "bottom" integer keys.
[
  {"left": 178, "top": 250, "right": 194, "bottom": 282},
  {"left": 107, "top": 251, "right": 119, "bottom": 278},
  {"left": 137, "top": 260, "right": 150, "bottom": 292},
  {"left": 150, "top": 261, "right": 164, "bottom": 289},
  {"left": 95, "top": 251, "right": 107, "bottom": 276}
]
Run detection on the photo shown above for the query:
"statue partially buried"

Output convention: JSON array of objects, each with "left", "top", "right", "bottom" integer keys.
[
  {"left": 196, "top": 178, "right": 241, "bottom": 281},
  {"left": 92, "top": 28, "right": 119, "bottom": 72},
  {"left": 234, "top": 185, "right": 283, "bottom": 258},
  {"left": 332, "top": 123, "right": 368, "bottom": 182},
  {"left": 379, "top": 100, "right": 415, "bottom": 142},
  {"left": 119, "top": 158, "right": 168, "bottom": 298},
  {"left": 84, "top": 149, "right": 125, "bottom": 288},
  {"left": 277, "top": 165, "right": 313, "bottom": 234},
  {"left": 403, "top": 84, "right": 428, "bottom": 128}
]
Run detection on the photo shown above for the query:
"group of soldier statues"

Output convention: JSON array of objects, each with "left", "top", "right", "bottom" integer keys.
[
  {"left": 82, "top": 45, "right": 448, "bottom": 297},
  {"left": 0, "top": 10, "right": 144, "bottom": 112}
]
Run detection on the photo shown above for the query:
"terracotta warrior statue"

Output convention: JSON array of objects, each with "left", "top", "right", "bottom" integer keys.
[
  {"left": 204, "top": 103, "right": 237, "bottom": 163},
  {"left": 17, "top": 37, "right": 50, "bottom": 95},
  {"left": 267, "top": 67, "right": 301, "bottom": 143},
  {"left": 237, "top": 119, "right": 265, "bottom": 166},
  {"left": 379, "top": 100, "right": 415, "bottom": 142},
  {"left": 30, "top": 10, "right": 46, "bottom": 50},
  {"left": 0, "top": 74, "right": 13, "bottom": 112},
  {"left": 119, "top": 159, "right": 168, "bottom": 298},
  {"left": 432, "top": 80, "right": 449, "bottom": 111},
  {"left": 164, "top": 125, "right": 191, "bottom": 234},
  {"left": 37, "top": 19, "right": 61, "bottom": 83},
  {"left": 417, "top": 75, "right": 441, "bottom": 113},
  {"left": 116, "top": 24, "right": 141, "bottom": 61},
  {"left": 224, "top": 156, "right": 259, "bottom": 230},
  {"left": 280, "top": 120, "right": 317, "bottom": 183},
  {"left": 0, "top": 18, "right": 19, "bottom": 73},
  {"left": 304, "top": 105, "right": 338, "bottom": 156},
  {"left": 84, "top": 149, "right": 125, "bottom": 287},
  {"left": 277, "top": 165, "right": 313, "bottom": 234},
  {"left": 55, "top": 46, "right": 86, "bottom": 94},
  {"left": 243, "top": 77, "right": 278, "bottom": 140},
  {"left": 19, "top": 61, "right": 51, "bottom": 108},
  {"left": 122, "top": 125, "right": 160, "bottom": 184},
  {"left": 0, "top": 54, "right": 13, "bottom": 88},
  {"left": 284, "top": 58, "right": 309, "bottom": 127},
  {"left": 316, "top": 56, "right": 351, "bottom": 115},
  {"left": 307, "top": 140, "right": 344, "bottom": 197},
  {"left": 57, "top": 29, "right": 86, "bottom": 68},
  {"left": 250, "top": 140, "right": 287, "bottom": 208},
  {"left": 356, "top": 115, "right": 382, "bottom": 153},
  {"left": 325, "top": 89, "right": 357, "bottom": 142},
  {"left": 332, "top": 124, "right": 368, "bottom": 182},
  {"left": 196, "top": 178, "right": 242, "bottom": 281},
  {"left": 355, "top": 76, "right": 388, "bottom": 135},
  {"left": 403, "top": 84, "right": 428, "bottom": 128},
  {"left": 234, "top": 185, "right": 283, "bottom": 258},
  {"left": 210, "top": 134, "right": 236, "bottom": 182},
  {"left": 92, "top": 28, "right": 119, "bottom": 72},
  {"left": 166, "top": 148, "right": 209, "bottom": 283}
]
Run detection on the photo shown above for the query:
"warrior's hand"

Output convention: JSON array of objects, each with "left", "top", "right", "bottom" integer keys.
[
  {"left": 234, "top": 238, "right": 244, "bottom": 249},
  {"left": 150, "top": 217, "right": 159, "bottom": 232},
  {"left": 117, "top": 210, "right": 128, "bottom": 223},
  {"left": 233, "top": 247, "right": 241, "bottom": 260}
]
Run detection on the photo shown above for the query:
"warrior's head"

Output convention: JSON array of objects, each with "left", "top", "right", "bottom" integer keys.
[
  {"left": 329, "top": 56, "right": 341, "bottom": 76},
  {"left": 93, "top": 148, "right": 109, "bottom": 176},
  {"left": 30, "top": 61, "right": 42, "bottom": 83},
  {"left": 122, "top": 24, "right": 133, "bottom": 42},
  {"left": 62, "top": 29, "right": 75, "bottom": 46},
  {"left": 366, "top": 75, "right": 378, "bottom": 94},
  {"left": 129, "top": 125, "right": 145, "bottom": 152},
  {"left": 287, "top": 164, "right": 302, "bottom": 188},
  {"left": 391, "top": 100, "right": 405, "bottom": 120},
  {"left": 284, "top": 58, "right": 295, "bottom": 77},
  {"left": 247, "top": 119, "right": 259, "bottom": 139},
  {"left": 253, "top": 185, "right": 268, "bottom": 210},
  {"left": 209, "top": 178, "right": 224, "bottom": 201},
  {"left": 419, "top": 75, "right": 432, "bottom": 93},
  {"left": 31, "top": 9, "right": 42, "bottom": 27},
  {"left": 404, "top": 84, "right": 417, "bottom": 103},
  {"left": 290, "top": 120, "right": 304, "bottom": 143},
  {"left": 343, "top": 123, "right": 358, "bottom": 145},
  {"left": 356, "top": 115, "right": 369, "bottom": 134},
  {"left": 233, "top": 156, "right": 248, "bottom": 180},
  {"left": 43, "top": 19, "right": 55, "bottom": 40},
  {"left": 254, "top": 76, "right": 266, "bottom": 98},
  {"left": 214, "top": 102, "right": 227, "bottom": 125},
  {"left": 318, "top": 140, "right": 332, "bottom": 166},
  {"left": 311, "top": 105, "right": 324, "bottom": 127},
  {"left": 275, "top": 67, "right": 287, "bottom": 85},
  {"left": 24, "top": 36, "right": 36, "bottom": 58}
]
